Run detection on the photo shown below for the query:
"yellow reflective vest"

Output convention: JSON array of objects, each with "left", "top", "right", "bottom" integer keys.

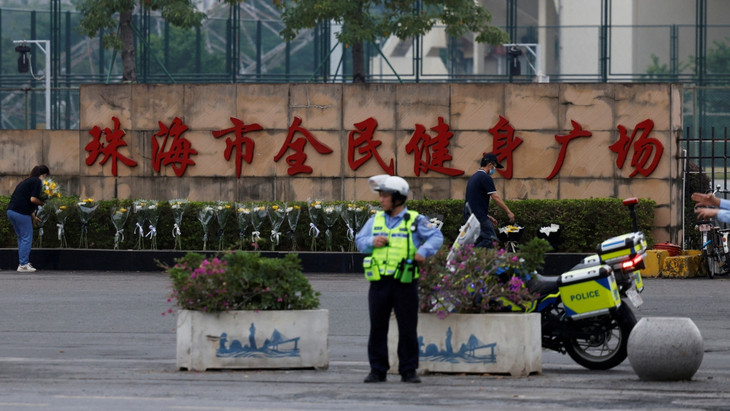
[{"left": 363, "top": 210, "right": 419, "bottom": 283}]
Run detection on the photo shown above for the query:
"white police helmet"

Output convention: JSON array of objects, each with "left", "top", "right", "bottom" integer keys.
[{"left": 368, "top": 174, "right": 410, "bottom": 197}]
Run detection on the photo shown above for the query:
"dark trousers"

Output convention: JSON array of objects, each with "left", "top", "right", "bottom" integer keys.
[
  {"left": 367, "top": 276, "right": 419, "bottom": 375},
  {"left": 475, "top": 218, "right": 497, "bottom": 249}
]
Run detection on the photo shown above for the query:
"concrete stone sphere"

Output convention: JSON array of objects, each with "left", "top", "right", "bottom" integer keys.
[{"left": 627, "top": 317, "right": 704, "bottom": 381}]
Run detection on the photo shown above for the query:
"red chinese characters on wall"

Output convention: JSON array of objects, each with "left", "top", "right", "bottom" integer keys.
[
  {"left": 488, "top": 115, "right": 523, "bottom": 179},
  {"left": 152, "top": 117, "right": 198, "bottom": 177},
  {"left": 406, "top": 116, "right": 464, "bottom": 177},
  {"left": 546, "top": 120, "right": 592, "bottom": 180},
  {"left": 85, "top": 116, "right": 138, "bottom": 176},
  {"left": 347, "top": 117, "right": 395, "bottom": 175},
  {"left": 610, "top": 119, "right": 664, "bottom": 177},
  {"left": 274, "top": 116, "right": 334, "bottom": 176},
  {"left": 212, "top": 117, "right": 264, "bottom": 178},
  {"left": 83, "top": 114, "right": 666, "bottom": 180}
]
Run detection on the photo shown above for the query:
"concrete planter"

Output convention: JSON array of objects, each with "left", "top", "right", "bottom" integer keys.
[
  {"left": 176, "top": 309, "right": 329, "bottom": 371},
  {"left": 388, "top": 313, "right": 541, "bottom": 377}
]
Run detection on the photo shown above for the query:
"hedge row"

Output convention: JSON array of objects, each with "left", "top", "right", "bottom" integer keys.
[{"left": 0, "top": 196, "right": 655, "bottom": 253}]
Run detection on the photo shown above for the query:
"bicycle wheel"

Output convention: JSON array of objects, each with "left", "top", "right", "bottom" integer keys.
[{"left": 704, "top": 246, "right": 722, "bottom": 278}]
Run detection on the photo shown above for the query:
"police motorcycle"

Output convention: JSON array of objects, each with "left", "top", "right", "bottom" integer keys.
[{"left": 504, "top": 198, "right": 647, "bottom": 370}]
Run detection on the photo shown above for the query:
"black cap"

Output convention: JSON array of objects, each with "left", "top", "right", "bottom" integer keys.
[{"left": 480, "top": 153, "right": 504, "bottom": 169}]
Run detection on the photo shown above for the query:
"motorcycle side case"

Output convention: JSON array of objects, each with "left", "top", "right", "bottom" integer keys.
[
  {"left": 597, "top": 231, "right": 647, "bottom": 265},
  {"left": 558, "top": 264, "right": 621, "bottom": 319}
]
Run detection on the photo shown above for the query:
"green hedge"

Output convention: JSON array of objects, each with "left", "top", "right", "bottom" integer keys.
[{"left": 0, "top": 196, "right": 655, "bottom": 253}]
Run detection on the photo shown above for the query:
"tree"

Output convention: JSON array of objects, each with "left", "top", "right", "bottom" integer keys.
[
  {"left": 74, "top": 0, "right": 207, "bottom": 82},
  {"left": 273, "top": 0, "right": 509, "bottom": 83}
]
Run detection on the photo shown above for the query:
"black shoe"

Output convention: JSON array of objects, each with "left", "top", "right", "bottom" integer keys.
[
  {"left": 400, "top": 371, "right": 421, "bottom": 383},
  {"left": 363, "top": 371, "right": 386, "bottom": 383}
]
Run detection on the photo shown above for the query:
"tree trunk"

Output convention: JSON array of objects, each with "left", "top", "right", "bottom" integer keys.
[
  {"left": 351, "top": 41, "right": 366, "bottom": 83},
  {"left": 119, "top": 10, "right": 137, "bottom": 82}
]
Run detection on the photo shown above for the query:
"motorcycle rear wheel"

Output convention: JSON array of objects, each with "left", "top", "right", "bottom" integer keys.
[{"left": 564, "top": 304, "right": 637, "bottom": 370}]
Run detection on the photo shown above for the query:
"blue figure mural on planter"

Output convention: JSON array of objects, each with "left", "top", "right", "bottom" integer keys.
[
  {"left": 419, "top": 327, "right": 497, "bottom": 364},
  {"left": 217, "top": 322, "right": 301, "bottom": 358}
]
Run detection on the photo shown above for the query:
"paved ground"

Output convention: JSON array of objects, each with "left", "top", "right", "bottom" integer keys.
[{"left": 0, "top": 271, "right": 729, "bottom": 410}]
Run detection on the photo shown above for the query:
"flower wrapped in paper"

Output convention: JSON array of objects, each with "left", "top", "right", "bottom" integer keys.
[
  {"left": 341, "top": 203, "right": 359, "bottom": 251},
  {"left": 52, "top": 202, "right": 70, "bottom": 248},
  {"left": 307, "top": 200, "right": 323, "bottom": 251},
  {"left": 249, "top": 205, "right": 268, "bottom": 249},
  {"left": 146, "top": 200, "right": 160, "bottom": 250},
  {"left": 41, "top": 178, "right": 62, "bottom": 201},
  {"left": 236, "top": 204, "right": 250, "bottom": 249},
  {"left": 34, "top": 204, "right": 51, "bottom": 248},
  {"left": 132, "top": 200, "right": 148, "bottom": 250},
  {"left": 215, "top": 201, "right": 232, "bottom": 250},
  {"left": 268, "top": 204, "right": 286, "bottom": 250},
  {"left": 76, "top": 198, "right": 98, "bottom": 248},
  {"left": 111, "top": 206, "right": 129, "bottom": 250},
  {"left": 170, "top": 199, "right": 188, "bottom": 250},
  {"left": 197, "top": 205, "right": 215, "bottom": 251},
  {"left": 322, "top": 203, "right": 342, "bottom": 251},
  {"left": 286, "top": 204, "right": 301, "bottom": 250}
]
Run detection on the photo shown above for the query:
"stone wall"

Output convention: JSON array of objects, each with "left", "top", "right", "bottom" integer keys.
[{"left": 0, "top": 83, "right": 683, "bottom": 243}]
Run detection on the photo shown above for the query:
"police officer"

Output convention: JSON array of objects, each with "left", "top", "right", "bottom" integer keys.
[{"left": 356, "top": 175, "right": 443, "bottom": 383}]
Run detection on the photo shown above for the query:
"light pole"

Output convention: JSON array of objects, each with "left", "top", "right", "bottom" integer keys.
[{"left": 13, "top": 39, "right": 51, "bottom": 130}]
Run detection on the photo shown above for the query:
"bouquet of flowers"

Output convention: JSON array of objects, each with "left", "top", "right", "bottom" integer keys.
[
  {"left": 132, "top": 200, "right": 148, "bottom": 250},
  {"left": 197, "top": 204, "right": 215, "bottom": 251},
  {"left": 34, "top": 204, "right": 51, "bottom": 248},
  {"left": 145, "top": 200, "right": 160, "bottom": 250},
  {"left": 249, "top": 205, "right": 268, "bottom": 249},
  {"left": 76, "top": 198, "right": 98, "bottom": 248},
  {"left": 236, "top": 204, "right": 251, "bottom": 249},
  {"left": 215, "top": 201, "right": 232, "bottom": 250},
  {"left": 41, "top": 178, "right": 62, "bottom": 200},
  {"left": 268, "top": 204, "right": 286, "bottom": 250},
  {"left": 111, "top": 206, "right": 129, "bottom": 250},
  {"left": 170, "top": 199, "right": 188, "bottom": 250},
  {"left": 341, "top": 203, "right": 363, "bottom": 251},
  {"left": 322, "top": 203, "right": 342, "bottom": 251},
  {"left": 307, "top": 200, "right": 323, "bottom": 251},
  {"left": 53, "top": 202, "right": 70, "bottom": 248},
  {"left": 286, "top": 204, "right": 301, "bottom": 250}
]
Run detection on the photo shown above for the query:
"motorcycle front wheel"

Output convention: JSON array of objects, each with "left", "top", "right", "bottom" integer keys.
[{"left": 564, "top": 304, "right": 637, "bottom": 370}]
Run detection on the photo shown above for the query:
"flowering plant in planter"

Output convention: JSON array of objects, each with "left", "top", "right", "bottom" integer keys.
[
  {"left": 166, "top": 251, "right": 321, "bottom": 313},
  {"left": 418, "top": 238, "right": 551, "bottom": 318}
]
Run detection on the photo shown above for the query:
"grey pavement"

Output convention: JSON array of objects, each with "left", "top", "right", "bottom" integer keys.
[{"left": 0, "top": 271, "right": 729, "bottom": 410}]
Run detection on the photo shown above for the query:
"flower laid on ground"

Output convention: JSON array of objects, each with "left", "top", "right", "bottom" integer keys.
[
  {"left": 34, "top": 204, "right": 51, "bottom": 248},
  {"left": 215, "top": 201, "right": 232, "bottom": 250},
  {"left": 165, "top": 251, "right": 320, "bottom": 313},
  {"left": 41, "top": 178, "right": 62, "bottom": 200},
  {"left": 268, "top": 204, "right": 286, "bottom": 250},
  {"left": 418, "top": 238, "right": 551, "bottom": 318},
  {"left": 308, "top": 200, "right": 323, "bottom": 251},
  {"left": 170, "top": 199, "right": 188, "bottom": 250},
  {"left": 133, "top": 200, "right": 148, "bottom": 250},
  {"left": 197, "top": 204, "right": 215, "bottom": 251},
  {"left": 146, "top": 200, "right": 160, "bottom": 250},
  {"left": 286, "top": 204, "right": 301, "bottom": 250},
  {"left": 76, "top": 198, "right": 98, "bottom": 248},
  {"left": 322, "top": 203, "right": 341, "bottom": 251},
  {"left": 249, "top": 205, "right": 268, "bottom": 249},
  {"left": 341, "top": 203, "right": 366, "bottom": 252},
  {"left": 52, "top": 202, "right": 70, "bottom": 248},
  {"left": 236, "top": 204, "right": 251, "bottom": 249},
  {"left": 111, "top": 207, "right": 129, "bottom": 250}
]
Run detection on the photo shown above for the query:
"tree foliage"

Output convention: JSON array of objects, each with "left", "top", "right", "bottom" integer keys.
[
  {"left": 273, "top": 0, "right": 509, "bottom": 82},
  {"left": 73, "top": 0, "right": 207, "bottom": 81}
]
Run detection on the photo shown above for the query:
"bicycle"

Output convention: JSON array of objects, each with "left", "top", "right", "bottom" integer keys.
[{"left": 696, "top": 185, "right": 730, "bottom": 278}]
